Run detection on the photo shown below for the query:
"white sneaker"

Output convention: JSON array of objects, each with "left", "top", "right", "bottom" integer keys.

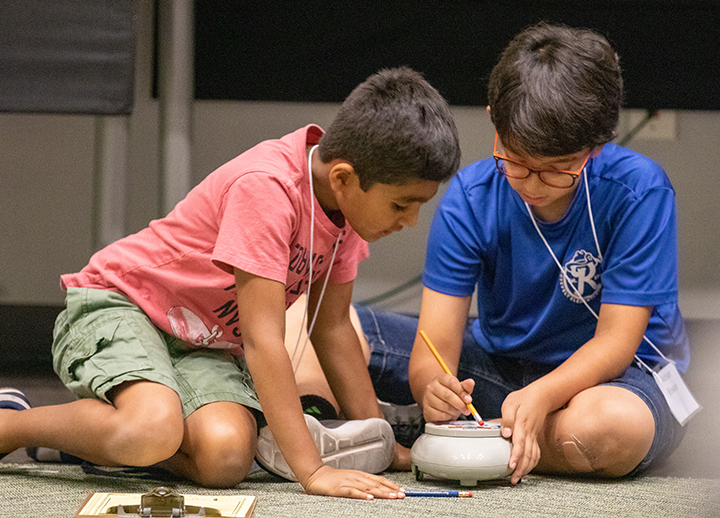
[{"left": 255, "top": 414, "right": 394, "bottom": 481}]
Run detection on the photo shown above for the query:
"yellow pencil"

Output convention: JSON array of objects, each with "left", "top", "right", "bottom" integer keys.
[{"left": 419, "top": 330, "right": 484, "bottom": 425}]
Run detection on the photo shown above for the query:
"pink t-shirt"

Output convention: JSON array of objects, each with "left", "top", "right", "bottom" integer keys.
[{"left": 61, "top": 125, "right": 369, "bottom": 355}]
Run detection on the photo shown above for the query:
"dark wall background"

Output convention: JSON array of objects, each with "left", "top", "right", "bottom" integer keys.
[
  {"left": 2, "top": 1, "right": 717, "bottom": 113},
  {"left": 194, "top": 0, "right": 720, "bottom": 110},
  {"left": 0, "top": 307, "right": 59, "bottom": 374},
  {"left": 0, "top": 0, "right": 134, "bottom": 115}
]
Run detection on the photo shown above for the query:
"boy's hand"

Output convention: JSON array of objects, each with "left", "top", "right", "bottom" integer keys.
[
  {"left": 303, "top": 465, "right": 405, "bottom": 500},
  {"left": 501, "top": 385, "right": 552, "bottom": 484},
  {"left": 422, "top": 373, "right": 476, "bottom": 423}
]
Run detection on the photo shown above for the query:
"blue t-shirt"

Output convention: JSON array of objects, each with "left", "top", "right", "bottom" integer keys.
[{"left": 423, "top": 143, "right": 689, "bottom": 371}]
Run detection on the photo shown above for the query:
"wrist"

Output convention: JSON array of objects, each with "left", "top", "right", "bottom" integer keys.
[
  {"left": 300, "top": 463, "right": 332, "bottom": 492},
  {"left": 408, "top": 372, "right": 432, "bottom": 410},
  {"left": 523, "top": 378, "right": 563, "bottom": 415}
]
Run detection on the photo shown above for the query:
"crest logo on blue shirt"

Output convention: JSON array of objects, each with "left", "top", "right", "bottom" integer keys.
[{"left": 560, "top": 250, "right": 602, "bottom": 303}]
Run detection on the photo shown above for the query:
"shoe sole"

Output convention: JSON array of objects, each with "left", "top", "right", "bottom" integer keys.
[
  {"left": 378, "top": 399, "right": 426, "bottom": 448},
  {"left": 256, "top": 415, "right": 394, "bottom": 481}
]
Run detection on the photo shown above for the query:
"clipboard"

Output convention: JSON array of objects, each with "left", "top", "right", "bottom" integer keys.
[{"left": 75, "top": 487, "right": 256, "bottom": 518}]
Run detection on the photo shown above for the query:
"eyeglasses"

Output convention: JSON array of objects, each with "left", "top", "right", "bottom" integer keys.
[{"left": 492, "top": 133, "right": 591, "bottom": 189}]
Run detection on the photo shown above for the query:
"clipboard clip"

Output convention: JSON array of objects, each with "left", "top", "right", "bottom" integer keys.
[{"left": 109, "top": 487, "right": 221, "bottom": 517}]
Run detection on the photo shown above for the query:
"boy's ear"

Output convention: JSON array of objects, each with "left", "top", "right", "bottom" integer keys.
[{"left": 328, "top": 161, "right": 358, "bottom": 192}]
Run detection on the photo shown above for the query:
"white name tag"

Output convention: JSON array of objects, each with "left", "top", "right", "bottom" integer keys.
[{"left": 652, "top": 362, "right": 702, "bottom": 426}]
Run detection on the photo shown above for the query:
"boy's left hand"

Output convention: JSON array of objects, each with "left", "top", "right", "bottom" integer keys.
[{"left": 501, "top": 385, "right": 553, "bottom": 484}]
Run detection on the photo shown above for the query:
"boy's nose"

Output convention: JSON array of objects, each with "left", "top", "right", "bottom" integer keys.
[
  {"left": 400, "top": 206, "right": 420, "bottom": 228},
  {"left": 523, "top": 172, "right": 546, "bottom": 191}
]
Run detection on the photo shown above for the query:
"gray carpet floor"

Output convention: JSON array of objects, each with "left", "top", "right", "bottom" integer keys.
[{"left": 1, "top": 464, "right": 719, "bottom": 517}]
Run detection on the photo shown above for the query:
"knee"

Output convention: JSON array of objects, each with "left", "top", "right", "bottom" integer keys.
[
  {"left": 110, "top": 405, "right": 185, "bottom": 466},
  {"left": 190, "top": 422, "right": 256, "bottom": 488},
  {"left": 558, "top": 398, "right": 654, "bottom": 477}
]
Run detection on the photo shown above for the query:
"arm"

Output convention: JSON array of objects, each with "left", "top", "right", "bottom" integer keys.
[
  {"left": 234, "top": 269, "right": 401, "bottom": 499},
  {"left": 234, "top": 269, "right": 322, "bottom": 483},
  {"left": 408, "top": 287, "right": 476, "bottom": 422},
  {"left": 307, "top": 280, "right": 410, "bottom": 469},
  {"left": 502, "top": 303, "right": 652, "bottom": 483},
  {"left": 307, "top": 280, "right": 382, "bottom": 421}
]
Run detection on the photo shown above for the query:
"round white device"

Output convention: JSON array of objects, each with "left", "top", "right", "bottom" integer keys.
[{"left": 411, "top": 421, "right": 513, "bottom": 486}]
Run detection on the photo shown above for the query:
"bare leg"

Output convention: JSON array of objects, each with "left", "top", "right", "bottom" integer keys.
[
  {"left": 535, "top": 385, "right": 655, "bottom": 477},
  {"left": 158, "top": 402, "right": 258, "bottom": 488},
  {"left": 0, "top": 380, "right": 184, "bottom": 466},
  {"left": 284, "top": 295, "right": 370, "bottom": 414}
]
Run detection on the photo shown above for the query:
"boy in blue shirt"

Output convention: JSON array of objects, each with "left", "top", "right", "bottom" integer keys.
[{"left": 357, "top": 22, "right": 690, "bottom": 483}]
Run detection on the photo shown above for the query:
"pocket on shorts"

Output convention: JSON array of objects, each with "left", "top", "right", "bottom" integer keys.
[{"left": 56, "top": 314, "right": 157, "bottom": 400}]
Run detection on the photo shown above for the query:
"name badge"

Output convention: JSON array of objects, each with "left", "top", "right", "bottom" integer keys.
[{"left": 652, "top": 362, "right": 702, "bottom": 426}]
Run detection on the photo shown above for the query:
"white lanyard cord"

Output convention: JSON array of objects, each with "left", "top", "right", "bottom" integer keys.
[
  {"left": 524, "top": 166, "right": 671, "bottom": 370},
  {"left": 291, "top": 144, "right": 342, "bottom": 373},
  {"left": 584, "top": 167, "right": 603, "bottom": 263}
]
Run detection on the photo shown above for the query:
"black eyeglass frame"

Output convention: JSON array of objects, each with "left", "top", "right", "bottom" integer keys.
[{"left": 492, "top": 133, "right": 592, "bottom": 189}]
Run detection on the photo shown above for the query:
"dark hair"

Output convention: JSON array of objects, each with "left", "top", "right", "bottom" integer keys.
[
  {"left": 319, "top": 67, "right": 461, "bottom": 190},
  {"left": 488, "top": 22, "right": 623, "bottom": 157}
]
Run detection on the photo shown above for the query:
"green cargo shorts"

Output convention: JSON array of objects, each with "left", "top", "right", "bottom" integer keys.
[{"left": 52, "top": 287, "right": 261, "bottom": 417}]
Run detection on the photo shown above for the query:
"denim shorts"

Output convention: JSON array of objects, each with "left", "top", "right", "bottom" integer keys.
[
  {"left": 52, "top": 287, "right": 261, "bottom": 417},
  {"left": 356, "top": 304, "right": 686, "bottom": 474}
]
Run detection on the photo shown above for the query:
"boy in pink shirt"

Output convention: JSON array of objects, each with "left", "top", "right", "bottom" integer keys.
[{"left": 0, "top": 67, "right": 460, "bottom": 499}]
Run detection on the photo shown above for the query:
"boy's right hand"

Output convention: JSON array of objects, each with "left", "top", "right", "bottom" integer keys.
[
  {"left": 303, "top": 465, "right": 405, "bottom": 500},
  {"left": 421, "top": 373, "right": 476, "bottom": 423}
]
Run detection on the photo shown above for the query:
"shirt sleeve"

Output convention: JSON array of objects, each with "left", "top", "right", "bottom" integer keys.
[
  {"left": 422, "top": 176, "right": 482, "bottom": 297},
  {"left": 600, "top": 186, "right": 679, "bottom": 306},
  {"left": 212, "top": 172, "right": 297, "bottom": 284}
]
